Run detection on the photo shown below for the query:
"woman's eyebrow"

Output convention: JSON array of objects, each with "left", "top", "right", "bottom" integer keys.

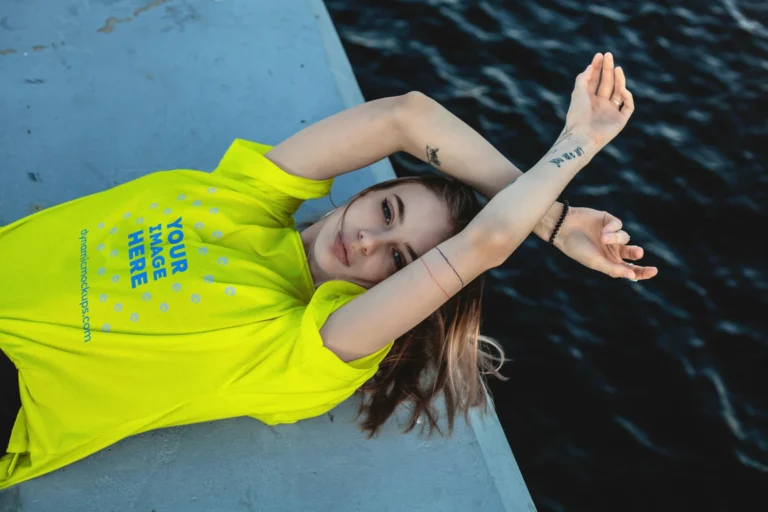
[
  {"left": 395, "top": 193, "right": 405, "bottom": 225},
  {"left": 394, "top": 193, "right": 419, "bottom": 262}
]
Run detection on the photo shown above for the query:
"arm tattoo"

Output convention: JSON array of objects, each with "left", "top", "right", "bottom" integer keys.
[
  {"left": 548, "top": 146, "right": 585, "bottom": 168},
  {"left": 426, "top": 145, "right": 441, "bottom": 167}
]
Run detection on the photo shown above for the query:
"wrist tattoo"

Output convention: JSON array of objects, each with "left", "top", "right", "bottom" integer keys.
[
  {"left": 426, "top": 145, "right": 441, "bottom": 166},
  {"left": 548, "top": 146, "right": 584, "bottom": 168}
]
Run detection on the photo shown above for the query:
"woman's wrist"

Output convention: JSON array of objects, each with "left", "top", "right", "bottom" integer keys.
[{"left": 533, "top": 202, "right": 566, "bottom": 242}]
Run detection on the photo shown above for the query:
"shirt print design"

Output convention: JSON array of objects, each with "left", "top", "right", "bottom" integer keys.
[{"left": 76, "top": 187, "right": 238, "bottom": 342}]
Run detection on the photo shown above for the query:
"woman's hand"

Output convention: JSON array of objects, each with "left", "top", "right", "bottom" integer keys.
[
  {"left": 553, "top": 206, "right": 658, "bottom": 281},
  {"left": 565, "top": 52, "right": 635, "bottom": 149}
]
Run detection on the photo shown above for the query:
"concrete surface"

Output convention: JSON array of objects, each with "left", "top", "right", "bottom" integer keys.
[{"left": 0, "top": 0, "right": 536, "bottom": 510}]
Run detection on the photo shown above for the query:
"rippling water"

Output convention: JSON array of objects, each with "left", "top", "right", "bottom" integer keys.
[{"left": 326, "top": 1, "right": 767, "bottom": 510}]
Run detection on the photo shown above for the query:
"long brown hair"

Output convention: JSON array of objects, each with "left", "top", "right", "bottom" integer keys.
[{"left": 298, "top": 174, "right": 509, "bottom": 439}]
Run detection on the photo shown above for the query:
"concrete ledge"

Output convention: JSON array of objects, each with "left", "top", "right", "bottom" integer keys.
[{"left": 0, "top": 0, "right": 535, "bottom": 510}]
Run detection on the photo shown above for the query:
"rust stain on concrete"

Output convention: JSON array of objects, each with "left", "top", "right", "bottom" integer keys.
[
  {"left": 97, "top": 0, "right": 169, "bottom": 35},
  {"left": 97, "top": 16, "right": 133, "bottom": 34},
  {"left": 134, "top": 0, "right": 168, "bottom": 17},
  {"left": 32, "top": 45, "right": 46, "bottom": 52},
  {"left": 0, "top": 48, "right": 17, "bottom": 55}
]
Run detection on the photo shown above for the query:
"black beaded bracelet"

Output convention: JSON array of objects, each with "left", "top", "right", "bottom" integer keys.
[{"left": 548, "top": 200, "right": 569, "bottom": 245}]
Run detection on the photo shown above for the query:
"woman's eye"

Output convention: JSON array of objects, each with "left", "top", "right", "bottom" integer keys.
[
  {"left": 382, "top": 199, "right": 402, "bottom": 269},
  {"left": 393, "top": 250, "right": 403, "bottom": 270},
  {"left": 382, "top": 199, "right": 392, "bottom": 224}
]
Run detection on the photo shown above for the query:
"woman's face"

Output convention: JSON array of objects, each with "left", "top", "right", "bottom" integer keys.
[{"left": 301, "top": 182, "right": 454, "bottom": 289}]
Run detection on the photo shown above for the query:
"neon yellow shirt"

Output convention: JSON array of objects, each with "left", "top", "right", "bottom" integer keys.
[{"left": 0, "top": 139, "right": 394, "bottom": 489}]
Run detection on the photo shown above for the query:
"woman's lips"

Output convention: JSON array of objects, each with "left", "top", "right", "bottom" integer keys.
[{"left": 334, "top": 231, "right": 349, "bottom": 266}]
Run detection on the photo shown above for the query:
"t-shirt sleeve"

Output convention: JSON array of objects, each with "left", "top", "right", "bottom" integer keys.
[
  {"left": 247, "top": 281, "right": 395, "bottom": 426},
  {"left": 298, "top": 280, "right": 395, "bottom": 381},
  {"left": 211, "top": 138, "right": 334, "bottom": 225}
]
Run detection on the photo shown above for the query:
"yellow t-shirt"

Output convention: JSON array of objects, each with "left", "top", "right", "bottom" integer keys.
[{"left": 0, "top": 139, "right": 394, "bottom": 489}]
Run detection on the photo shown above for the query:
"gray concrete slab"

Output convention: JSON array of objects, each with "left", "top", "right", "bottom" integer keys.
[{"left": 0, "top": 1, "right": 536, "bottom": 510}]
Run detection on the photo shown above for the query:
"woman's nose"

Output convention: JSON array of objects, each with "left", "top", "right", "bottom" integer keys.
[{"left": 358, "top": 229, "right": 389, "bottom": 256}]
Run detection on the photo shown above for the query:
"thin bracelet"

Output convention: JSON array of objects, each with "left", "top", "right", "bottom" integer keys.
[
  {"left": 420, "top": 258, "right": 450, "bottom": 299},
  {"left": 435, "top": 246, "right": 465, "bottom": 288},
  {"left": 548, "top": 200, "right": 569, "bottom": 245}
]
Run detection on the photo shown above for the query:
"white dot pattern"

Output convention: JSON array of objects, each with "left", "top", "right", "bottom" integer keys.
[{"left": 94, "top": 188, "right": 241, "bottom": 334}]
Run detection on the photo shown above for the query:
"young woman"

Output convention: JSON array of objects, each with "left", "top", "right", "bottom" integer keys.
[{"left": 0, "top": 52, "right": 656, "bottom": 488}]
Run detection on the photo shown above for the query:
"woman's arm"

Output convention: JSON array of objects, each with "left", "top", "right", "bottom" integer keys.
[
  {"left": 321, "top": 57, "right": 636, "bottom": 362},
  {"left": 321, "top": 128, "right": 597, "bottom": 362},
  {"left": 264, "top": 93, "right": 563, "bottom": 241},
  {"left": 394, "top": 90, "right": 566, "bottom": 241}
]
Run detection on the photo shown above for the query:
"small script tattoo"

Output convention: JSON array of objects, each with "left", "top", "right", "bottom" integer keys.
[
  {"left": 426, "top": 145, "right": 441, "bottom": 166},
  {"left": 548, "top": 146, "right": 585, "bottom": 168}
]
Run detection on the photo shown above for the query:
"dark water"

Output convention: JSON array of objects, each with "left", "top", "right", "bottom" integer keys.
[{"left": 326, "top": 1, "right": 767, "bottom": 510}]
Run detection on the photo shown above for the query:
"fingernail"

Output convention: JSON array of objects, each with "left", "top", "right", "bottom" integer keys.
[{"left": 627, "top": 272, "right": 636, "bottom": 280}]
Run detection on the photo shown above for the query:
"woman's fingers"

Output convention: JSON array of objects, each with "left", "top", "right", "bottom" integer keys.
[
  {"left": 600, "top": 260, "right": 638, "bottom": 280},
  {"left": 602, "top": 230, "right": 630, "bottom": 245},
  {"left": 573, "top": 61, "right": 595, "bottom": 94},
  {"left": 615, "top": 67, "right": 635, "bottom": 117},
  {"left": 614, "top": 65, "right": 626, "bottom": 94},
  {"left": 597, "top": 52, "right": 615, "bottom": 99},
  {"left": 619, "top": 245, "right": 644, "bottom": 261},
  {"left": 600, "top": 260, "right": 658, "bottom": 281},
  {"left": 601, "top": 212, "right": 623, "bottom": 234},
  {"left": 623, "top": 262, "right": 659, "bottom": 281},
  {"left": 587, "top": 53, "right": 603, "bottom": 94}
]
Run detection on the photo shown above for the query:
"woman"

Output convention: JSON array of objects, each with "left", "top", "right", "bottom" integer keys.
[{"left": 0, "top": 52, "right": 656, "bottom": 488}]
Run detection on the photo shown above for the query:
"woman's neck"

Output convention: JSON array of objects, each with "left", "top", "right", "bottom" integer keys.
[{"left": 299, "top": 217, "right": 327, "bottom": 288}]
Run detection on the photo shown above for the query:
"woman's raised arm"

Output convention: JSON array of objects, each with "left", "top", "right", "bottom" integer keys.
[
  {"left": 265, "top": 91, "right": 563, "bottom": 241},
  {"left": 320, "top": 58, "right": 636, "bottom": 362},
  {"left": 320, "top": 129, "right": 596, "bottom": 362}
]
